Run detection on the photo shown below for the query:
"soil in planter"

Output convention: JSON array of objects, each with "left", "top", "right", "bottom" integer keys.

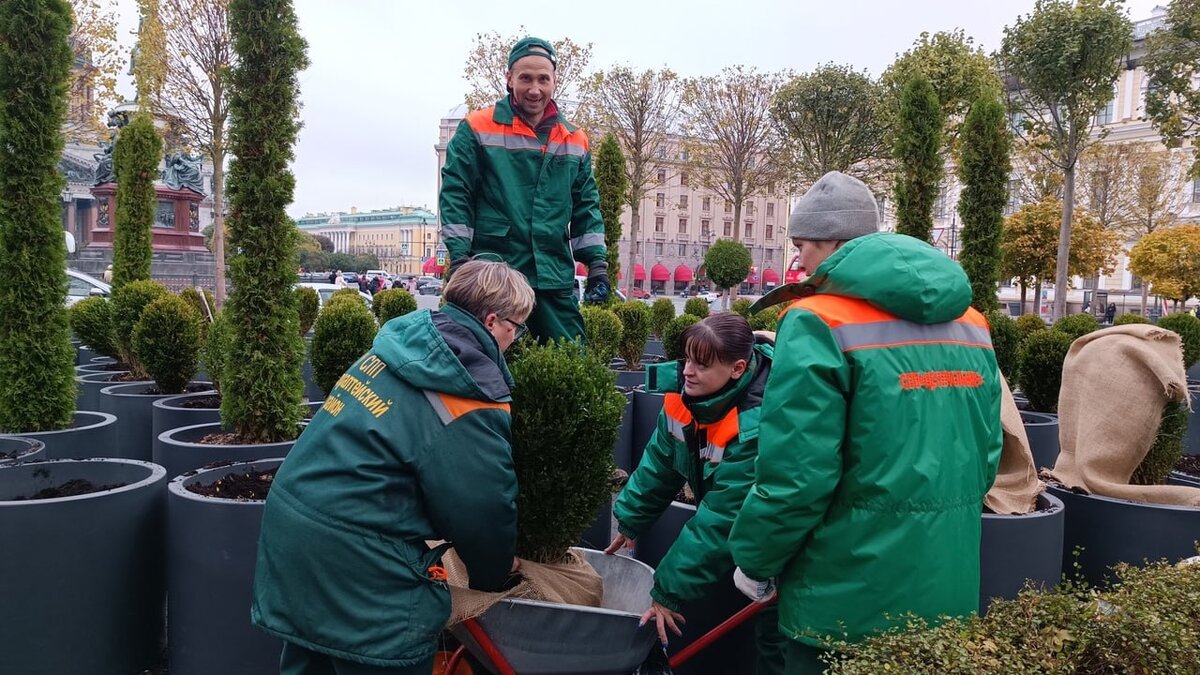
[
  {"left": 114, "top": 372, "right": 149, "bottom": 383},
  {"left": 1176, "top": 455, "right": 1200, "bottom": 478},
  {"left": 186, "top": 467, "right": 275, "bottom": 500},
  {"left": 139, "top": 382, "right": 212, "bottom": 396},
  {"left": 197, "top": 427, "right": 303, "bottom": 445},
  {"left": 176, "top": 394, "right": 221, "bottom": 409},
  {"left": 11, "top": 478, "right": 126, "bottom": 500}
]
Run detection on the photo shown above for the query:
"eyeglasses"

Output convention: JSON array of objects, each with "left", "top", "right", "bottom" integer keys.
[{"left": 503, "top": 318, "right": 528, "bottom": 340}]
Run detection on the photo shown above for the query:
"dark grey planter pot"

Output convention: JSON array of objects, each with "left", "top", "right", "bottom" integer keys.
[
  {"left": 75, "top": 356, "right": 119, "bottom": 374},
  {"left": 980, "top": 492, "right": 1065, "bottom": 612},
  {"left": 3, "top": 410, "right": 118, "bottom": 460},
  {"left": 302, "top": 338, "right": 324, "bottom": 401},
  {"left": 1168, "top": 470, "right": 1200, "bottom": 488},
  {"left": 156, "top": 421, "right": 298, "bottom": 482},
  {"left": 168, "top": 458, "right": 283, "bottom": 675},
  {"left": 1048, "top": 484, "right": 1200, "bottom": 587},
  {"left": 0, "top": 458, "right": 167, "bottom": 675},
  {"left": 613, "top": 391, "right": 634, "bottom": 471},
  {"left": 633, "top": 501, "right": 755, "bottom": 675},
  {"left": 612, "top": 368, "right": 646, "bottom": 388},
  {"left": 100, "top": 382, "right": 213, "bottom": 462},
  {"left": 632, "top": 390, "right": 665, "bottom": 469},
  {"left": 77, "top": 344, "right": 99, "bottom": 364},
  {"left": 1185, "top": 386, "right": 1200, "bottom": 457},
  {"left": 76, "top": 370, "right": 139, "bottom": 412},
  {"left": 1021, "top": 411, "right": 1060, "bottom": 470},
  {"left": 0, "top": 436, "right": 45, "bottom": 466},
  {"left": 152, "top": 392, "right": 223, "bottom": 470},
  {"left": 645, "top": 338, "right": 665, "bottom": 358},
  {"left": 579, "top": 495, "right": 617, "bottom": 551}
]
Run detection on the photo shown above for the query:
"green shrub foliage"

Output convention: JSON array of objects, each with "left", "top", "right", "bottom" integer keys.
[
  {"left": 731, "top": 298, "right": 754, "bottom": 318},
  {"left": 311, "top": 299, "right": 377, "bottom": 396},
  {"left": 296, "top": 285, "right": 319, "bottom": 336},
  {"left": 749, "top": 305, "right": 783, "bottom": 333},
  {"left": 0, "top": 0, "right": 76, "bottom": 432},
  {"left": 612, "top": 300, "right": 651, "bottom": 370},
  {"left": 1131, "top": 401, "right": 1189, "bottom": 486},
  {"left": 509, "top": 340, "right": 625, "bottom": 563},
  {"left": 1016, "top": 329, "right": 1073, "bottom": 413},
  {"left": 1015, "top": 313, "right": 1047, "bottom": 343},
  {"left": 985, "top": 310, "right": 1021, "bottom": 381},
  {"left": 110, "top": 280, "right": 169, "bottom": 378},
  {"left": 1114, "top": 313, "right": 1149, "bottom": 325},
  {"left": 222, "top": 0, "right": 309, "bottom": 442},
  {"left": 111, "top": 113, "right": 163, "bottom": 289},
  {"left": 704, "top": 240, "right": 752, "bottom": 295},
  {"left": 893, "top": 75, "right": 944, "bottom": 243},
  {"left": 956, "top": 94, "right": 1010, "bottom": 313},
  {"left": 371, "top": 288, "right": 417, "bottom": 325},
  {"left": 684, "top": 297, "right": 710, "bottom": 318},
  {"left": 179, "top": 287, "right": 214, "bottom": 322},
  {"left": 662, "top": 314, "right": 701, "bottom": 362},
  {"left": 132, "top": 295, "right": 202, "bottom": 394},
  {"left": 327, "top": 287, "right": 363, "bottom": 307},
  {"left": 1052, "top": 313, "right": 1100, "bottom": 342},
  {"left": 595, "top": 133, "right": 627, "bottom": 281},
  {"left": 826, "top": 561, "right": 1200, "bottom": 674},
  {"left": 581, "top": 305, "right": 623, "bottom": 365},
  {"left": 1157, "top": 312, "right": 1200, "bottom": 369},
  {"left": 69, "top": 297, "right": 117, "bottom": 358},
  {"left": 649, "top": 298, "right": 675, "bottom": 339},
  {"left": 203, "top": 309, "right": 232, "bottom": 393}
]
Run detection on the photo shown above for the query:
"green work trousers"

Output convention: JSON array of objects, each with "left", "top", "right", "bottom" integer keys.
[
  {"left": 279, "top": 641, "right": 433, "bottom": 675},
  {"left": 527, "top": 287, "right": 585, "bottom": 344},
  {"left": 754, "top": 604, "right": 789, "bottom": 674},
  {"left": 783, "top": 638, "right": 833, "bottom": 675}
]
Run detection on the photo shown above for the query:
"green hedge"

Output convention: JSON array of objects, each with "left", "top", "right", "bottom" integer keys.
[
  {"left": 69, "top": 297, "right": 117, "bottom": 358},
  {"left": 132, "top": 295, "right": 203, "bottom": 394},
  {"left": 509, "top": 340, "right": 625, "bottom": 562},
  {"left": 296, "top": 286, "right": 319, "bottom": 336},
  {"left": 371, "top": 288, "right": 417, "bottom": 325},
  {"left": 662, "top": 314, "right": 701, "bottom": 362},
  {"left": 110, "top": 280, "right": 170, "bottom": 379},
  {"left": 581, "top": 305, "right": 623, "bottom": 365},
  {"left": 684, "top": 297, "right": 710, "bottom": 318},
  {"left": 1016, "top": 329, "right": 1073, "bottom": 413},
  {"left": 613, "top": 300, "right": 651, "bottom": 370},
  {"left": 311, "top": 299, "right": 377, "bottom": 396},
  {"left": 649, "top": 298, "right": 675, "bottom": 339},
  {"left": 1157, "top": 313, "right": 1200, "bottom": 369}
]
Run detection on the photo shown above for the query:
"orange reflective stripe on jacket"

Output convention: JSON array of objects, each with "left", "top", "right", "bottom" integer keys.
[
  {"left": 663, "top": 393, "right": 740, "bottom": 462},
  {"left": 465, "top": 108, "right": 588, "bottom": 158},
  {"left": 424, "top": 390, "right": 511, "bottom": 426},
  {"left": 783, "top": 295, "right": 993, "bottom": 353}
]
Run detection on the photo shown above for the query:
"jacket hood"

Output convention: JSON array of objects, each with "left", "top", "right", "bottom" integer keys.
[
  {"left": 753, "top": 233, "right": 971, "bottom": 325},
  {"left": 370, "top": 304, "right": 513, "bottom": 402}
]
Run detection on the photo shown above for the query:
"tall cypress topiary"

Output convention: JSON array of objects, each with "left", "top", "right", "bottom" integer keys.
[
  {"left": 111, "top": 113, "right": 162, "bottom": 289},
  {"left": 221, "top": 0, "right": 309, "bottom": 442},
  {"left": 893, "top": 75, "right": 944, "bottom": 243},
  {"left": 957, "top": 95, "right": 1011, "bottom": 313},
  {"left": 0, "top": 0, "right": 76, "bottom": 431},
  {"left": 595, "top": 133, "right": 628, "bottom": 282}
]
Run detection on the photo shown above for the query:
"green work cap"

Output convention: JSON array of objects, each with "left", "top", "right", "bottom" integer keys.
[{"left": 507, "top": 36, "right": 557, "bottom": 70}]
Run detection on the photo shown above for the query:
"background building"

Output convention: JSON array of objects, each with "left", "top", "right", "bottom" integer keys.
[{"left": 296, "top": 206, "right": 441, "bottom": 275}]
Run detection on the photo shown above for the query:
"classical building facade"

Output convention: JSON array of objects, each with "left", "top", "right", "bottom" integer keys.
[
  {"left": 434, "top": 105, "right": 795, "bottom": 294},
  {"left": 296, "top": 206, "right": 442, "bottom": 276}
]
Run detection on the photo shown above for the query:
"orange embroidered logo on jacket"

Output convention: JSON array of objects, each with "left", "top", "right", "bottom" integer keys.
[{"left": 663, "top": 393, "right": 739, "bottom": 463}]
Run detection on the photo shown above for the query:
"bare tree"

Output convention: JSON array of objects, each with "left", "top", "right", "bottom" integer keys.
[
  {"left": 66, "top": 0, "right": 123, "bottom": 141},
  {"left": 680, "top": 66, "right": 786, "bottom": 305},
  {"left": 1075, "top": 141, "right": 1139, "bottom": 290},
  {"left": 153, "top": 0, "right": 232, "bottom": 305},
  {"left": 461, "top": 27, "right": 592, "bottom": 112},
  {"left": 579, "top": 66, "right": 681, "bottom": 296},
  {"left": 1120, "top": 146, "right": 1189, "bottom": 314}
]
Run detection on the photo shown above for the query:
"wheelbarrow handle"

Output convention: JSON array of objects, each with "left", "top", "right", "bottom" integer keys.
[
  {"left": 668, "top": 599, "right": 776, "bottom": 669},
  {"left": 462, "top": 617, "right": 518, "bottom": 675}
]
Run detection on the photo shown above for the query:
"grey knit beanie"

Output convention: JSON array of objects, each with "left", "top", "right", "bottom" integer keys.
[{"left": 788, "top": 171, "right": 879, "bottom": 241}]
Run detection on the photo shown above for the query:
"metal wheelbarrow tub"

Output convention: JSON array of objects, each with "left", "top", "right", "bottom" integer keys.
[{"left": 451, "top": 547, "right": 658, "bottom": 674}]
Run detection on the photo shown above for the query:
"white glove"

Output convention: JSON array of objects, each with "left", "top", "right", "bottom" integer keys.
[{"left": 733, "top": 566, "right": 777, "bottom": 603}]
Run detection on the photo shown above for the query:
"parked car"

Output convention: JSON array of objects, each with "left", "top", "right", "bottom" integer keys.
[
  {"left": 697, "top": 291, "right": 720, "bottom": 304},
  {"left": 66, "top": 268, "right": 111, "bottom": 307},
  {"left": 295, "top": 283, "right": 372, "bottom": 310},
  {"left": 417, "top": 279, "right": 444, "bottom": 296},
  {"left": 628, "top": 288, "right": 651, "bottom": 300}
]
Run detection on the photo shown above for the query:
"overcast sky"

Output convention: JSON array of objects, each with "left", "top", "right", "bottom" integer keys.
[{"left": 113, "top": 0, "right": 1167, "bottom": 219}]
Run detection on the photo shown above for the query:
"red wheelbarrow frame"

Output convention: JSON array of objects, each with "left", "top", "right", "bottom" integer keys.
[{"left": 443, "top": 600, "right": 773, "bottom": 674}]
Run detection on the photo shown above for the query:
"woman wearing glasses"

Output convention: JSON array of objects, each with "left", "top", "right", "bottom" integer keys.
[
  {"left": 253, "top": 259, "right": 531, "bottom": 675},
  {"left": 606, "top": 312, "right": 786, "bottom": 674}
]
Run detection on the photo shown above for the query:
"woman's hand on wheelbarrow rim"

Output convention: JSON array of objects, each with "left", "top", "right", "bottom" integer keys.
[
  {"left": 604, "top": 532, "right": 635, "bottom": 554},
  {"left": 639, "top": 601, "right": 685, "bottom": 645}
]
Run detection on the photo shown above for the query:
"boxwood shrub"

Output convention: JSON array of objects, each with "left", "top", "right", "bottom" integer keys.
[
  {"left": 110, "top": 279, "right": 169, "bottom": 378},
  {"left": 132, "top": 295, "right": 202, "bottom": 394},
  {"left": 1157, "top": 313, "right": 1200, "bottom": 369},
  {"left": 203, "top": 309, "right": 232, "bottom": 393},
  {"left": 371, "top": 288, "right": 417, "bottom": 325},
  {"left": 1052, "top": 313, "right": 1100, "bottom": 342},
  {"left": 69, "top": 296, "right": 117, "bottom": 358},
  {"left": 612, "top": 300, "right": 651, "bottom": 370},
  {"left": 731, "top": 298, "right": 753, "bottom": 318},
  {"left": 296, "top": 285, "right": 319, "bottom": 336},
  {"left": 985, "top": 311, "right": 1021, "bottom": 382},
  {"left": 649, "top": 297, "right": 675, "bottom": 339},
  {"left": 1131, "top": 401, "right": 1189, "bottom": 486},
  {"left": 1113, "top": 313, "right": 1148, "bottom": 325},
  {"left": 662, "top": 314, "right": 700, "bottom": 362},
  {"left": 748, "top": 305, "right": 782, "bottom": 333},
  {"left": 1016, "top": 329, "right": 1073, "bottom": 413},
  {"left": 1014, "top": 313, "right": 1046, "bottom": 343},
  {"left": 581, "top": 305, "right": 623, "bottom": 365},
  {"left": 311, "top": 298, "right": 377, "bottom": 395},
  {"left": 684, "top": 297, "right": 710, "bottom": 318}
]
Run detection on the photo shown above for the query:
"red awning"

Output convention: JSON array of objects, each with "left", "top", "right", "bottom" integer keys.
[
  {"left": 650, "top": 264, "right": 670, "bottom": 282},
  {"left": 422, "top": 257, "right": 443, "bottom": 274},
  {"left": 634, "top": 264, "right": 647, "bottom": 281},
  {"left": 673, "top": 265, "right": 693, "bottom": 283},
  {"left": 746, "top": 270, "right": 759, "bottom": 284},
  {"left": 575, "top": 262, "right": 588, "bottom": 276},
  {"left": 762, "top": 267, "right": 780, "bottom": 284}
]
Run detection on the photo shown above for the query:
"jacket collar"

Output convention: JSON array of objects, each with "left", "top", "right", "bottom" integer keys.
[
  {"left": 493, "top": 96, "right": 577, "bottom": 133},
  {"left": 438, "top": 304, "right": 515, "bottom": 396}
]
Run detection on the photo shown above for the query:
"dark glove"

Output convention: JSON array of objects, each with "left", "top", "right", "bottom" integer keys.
[
  {"left": 445, "top": 257, "right": 467, "bottom": 282},
  {"left": 584, "top": 271, "right": 610, "bottom": 304}
]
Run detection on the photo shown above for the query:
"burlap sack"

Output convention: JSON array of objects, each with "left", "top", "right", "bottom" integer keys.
[
  {"left": 985, "top": 375, "right": 1043, "bottom": 514},
  {"left": 1043, "top": 324, "right": 1200, "bottom": 506},
  {"left": 437, "top": 547, "right": 603, "bottom": 626}
]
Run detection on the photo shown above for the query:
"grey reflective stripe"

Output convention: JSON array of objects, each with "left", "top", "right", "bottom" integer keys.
[
  {"left": 474, "top": 131, "right": 543, "bottom": 152},
  {"left": 700, "top": 442, "right": 725, "bottom": 463},
  {"left": 666, "top": 419, "right": 687, "bottom": 442},
  {"left": 831, "top": 320, "right": 993, "bottom": 352},
  {"left": 441, "top": 223, "right": 474, "bottom": 240},
  {"left": 424, "top": 390, "right": 453, "bottom": 426},
  {"left": 571, "top": 232, "right": 605, "bottom": 251},
  {"left": 545, "top": 141, "right": 586, "bottom": 158}
]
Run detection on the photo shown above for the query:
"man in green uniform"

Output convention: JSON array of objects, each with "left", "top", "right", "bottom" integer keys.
[
  {"left": 728, "top": 172, "right": 1003, "bottom": 673},
  {"left": 439, "top": 36, "right": 609, "bottom": 343},
  {"left": 251, "top": 260, "right": 532, "bottom": 674}
]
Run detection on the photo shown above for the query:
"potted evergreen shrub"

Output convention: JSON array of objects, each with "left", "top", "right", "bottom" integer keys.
[
  {"left": 1016, "top": 329, "right": 1072, "bottom": 468},
  {"left": 648, "top": 297, "right": 675, "bottom": 357},
  {"left": 748, "top": 305, "right": 781, "bottom": 333},
  {"left": 0, "top": 0, "right": 116, "bottom": 460},
  {"left": 683, "top": 297, "right": 710, "bottom": 319},
  {"left": 371, "top": 287, "right": 417, "bottom": 325},
  {"left": 985, "top": 310, "right": 1020, "bottom": 382},
  {"left": 295, "top": 285, "right": 319, "bottom": 336},
  {"left": 581, "top": 305, "right": 624, "bottom": 367},
  {"left": 1113, "top": 313, "right": 1148, "bottom": 326},
  {"left": 69, "top": 296, "right": 118, "bottom": 371},
  {"left": 1014, "top": 312, "right": 1046, "bottom": 343},
  {"left": 110, "top": 279, "right": 171, "bottom": 379},
  {"left": 310, "top": 298, "right": 377, "bottom": 396},
  {"left": 730, "top": 298, "right": 753, "bottom": 318},
  {"left": 1159, "top": 313, "right": 1200, "bottom": 454},
  {"left": 612, "top": 300, "right": 652, "bottom": 387},
  {"left": 1052, "top": 313, "right": 1100, "bottom": 342}
]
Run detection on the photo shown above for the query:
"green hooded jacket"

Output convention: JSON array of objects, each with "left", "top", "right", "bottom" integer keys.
[
  {"left": 613, "top": 340, "right": 773, "bottom": 612},
  {"left": 729, "top": 233, "right": 1002, "bottom": 647},
  {"left": 438, "top": 97, "right": 606, "bottom": 290},
  {"left": 251, "top": 304, "right": 518, "bottom": 668}
]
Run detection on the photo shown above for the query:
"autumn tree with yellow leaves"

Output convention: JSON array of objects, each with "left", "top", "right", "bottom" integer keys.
[{"left": 1128, "top": 225, "right": 1200, "bottom": 311}]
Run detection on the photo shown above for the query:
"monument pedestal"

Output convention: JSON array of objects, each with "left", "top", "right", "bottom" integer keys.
[{"left": 88, "top": 183, "right": 207, "bottom": 252}]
